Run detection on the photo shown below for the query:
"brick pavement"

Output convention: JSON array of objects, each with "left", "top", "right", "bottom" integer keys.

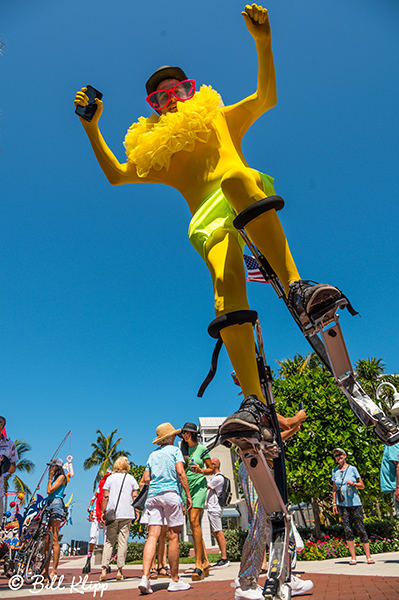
[{"left": 1, "top": 563, "right": 399, "bottom": 600}]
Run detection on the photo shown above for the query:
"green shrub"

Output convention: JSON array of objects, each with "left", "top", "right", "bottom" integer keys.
[
  {"left": 224, "top": 527, "right": 248, "bottom": 562},
  {"left": 125, "top": 540, "right": 193, "bottom": 563},
  {"left": 364, "top": 518, "right": 399, "bottom": 540},
  {"left": 297, "top": 518, "right": 398, "bottom": 543},
  {"left": 298, "top": 534, "right": 399, "bottom": 561},
  {"left": 126, "top": 542, "right": 145, "bottom": 562},
  {"left": 179, "top": 542, "right": 192, "bottom": 558}
]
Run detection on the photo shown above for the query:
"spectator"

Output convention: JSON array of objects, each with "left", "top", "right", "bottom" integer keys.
[
  {"left": 332, "top": 448, "right": 374, "bottom": 565},
  {"left": 139, "top": 422, "right": 192, "bottom": 594},
  {"left": 100, "top": 456, "right": 139, "bottom": 581},
  {"left": 206, "top": 458, "right": 230, "bottom": 568},
  {"left": 380, "top": 441, "right": 399, "bottom": 518},
  {"left": 179, "top": 422, "right": 213, "bottom": 581},
  {"left": 43, "top": 458, "right": 68, "bottom": 581},
  {"left": 139, "top": 473, "right": 169, "bottom": 580},
  {"left": 0, "top": 416, "right": 18, "bottom": 523},
  {"left": 82, "top": 470, "right": 112, "bottom": 574}
]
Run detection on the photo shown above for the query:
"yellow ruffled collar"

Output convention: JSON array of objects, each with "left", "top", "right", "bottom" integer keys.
[{"left": 123, "top": 85, "right": 222, "bottom": 178}]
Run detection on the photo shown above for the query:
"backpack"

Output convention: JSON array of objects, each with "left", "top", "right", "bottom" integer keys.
[{"left": 217, "top": 473, "right": 232, "bottom": 507}]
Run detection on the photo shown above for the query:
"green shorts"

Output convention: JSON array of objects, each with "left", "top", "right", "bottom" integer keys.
[{"left": 188, "top": 172, "right": 276, "bottom": 261}]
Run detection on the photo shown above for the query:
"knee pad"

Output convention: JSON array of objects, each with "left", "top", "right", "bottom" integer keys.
[
  {"left": 233, "top": 196, "right": 285, "bottom": 230},
  {"left": 198, "top": 310, "right": 258, "bottom": 397}
]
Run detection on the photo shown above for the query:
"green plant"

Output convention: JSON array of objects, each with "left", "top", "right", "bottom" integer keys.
[
  {"left": 178, "top": 541, "right": 192, "bottom": 558},
  {"left": 224, "top": 527, "right": 247, "bottom": 562},
  {"left": 126, "top": 542, "right": 146, "bottom": 562}
]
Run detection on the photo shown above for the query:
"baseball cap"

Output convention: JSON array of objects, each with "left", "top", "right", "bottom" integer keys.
[
  {"left": 47, "top": 458, "right": 64, "bottom": 467},
  {"left": 146, "top": 65, "right": 188, "bottom": 96}
]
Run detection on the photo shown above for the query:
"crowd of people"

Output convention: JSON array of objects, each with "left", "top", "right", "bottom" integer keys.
[{"left": 1, "top": 392, "right": 399, "bottom": 598}]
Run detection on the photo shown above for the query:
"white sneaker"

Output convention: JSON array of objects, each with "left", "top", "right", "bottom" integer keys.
[
  {"left": 232, "top": 580, "right": 264, "bottom": 600},
  {"left": 290, "top": 575, "right": 314, "bottom": 596},
  {"left": 139, "top": 576, "right": 153, "bottom": 594},
  {"left": 167, "top": 577, "right": 191, "bottom": 592}
]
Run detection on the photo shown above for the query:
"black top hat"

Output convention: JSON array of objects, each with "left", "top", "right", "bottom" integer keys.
[{"left": 146, "top": 65, "right": 188, "bottom": 96}]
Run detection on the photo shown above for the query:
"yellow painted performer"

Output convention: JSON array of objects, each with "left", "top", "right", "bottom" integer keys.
[{"left": 74, "top": 5, "right": 340, "bottom": 436}]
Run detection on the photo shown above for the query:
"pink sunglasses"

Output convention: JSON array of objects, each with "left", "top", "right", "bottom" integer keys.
[{"left": 146, "top": 79, "right": 196, "bottom": 110}]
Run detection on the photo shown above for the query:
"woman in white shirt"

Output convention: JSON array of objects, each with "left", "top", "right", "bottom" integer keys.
[{"left": 100, "top": 456, "right": 139, "bottom": 581}]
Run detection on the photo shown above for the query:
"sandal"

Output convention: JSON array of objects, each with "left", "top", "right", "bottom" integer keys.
[
  {"left": 367, "top": 558, "right": 375, "bottom": 564},
  {"left": 203, "top": 566, "right": 210, "bottom": 577},
  {"left": 157, "top": 566, "right": 170, "bottom": 578},
  {"left": 149, "top": 568, "right": 158, "bottom": 580},
  {"left": 349, "top": 560, "right": 357, "bottom": 565},
  {"left": 184, "top": 567, "right": 195, "bottom": 574},
  {"left": 116, "top": 572, "right": 125, "bottom": 581},
  {"left": 191, "top": 568, "right": 204, "bottom": 581}
]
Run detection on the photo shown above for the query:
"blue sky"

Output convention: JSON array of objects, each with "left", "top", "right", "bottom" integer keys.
[{"left": 1, "top": 0, "right": 398, "bottom": 543}]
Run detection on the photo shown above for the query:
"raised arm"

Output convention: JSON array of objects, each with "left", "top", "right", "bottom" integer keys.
[
  {"left": 74, "top": 88, "right": 141, "bottom": 186},
  {"left": 222, "top": 4, "right": 277, "bottom": 140}
]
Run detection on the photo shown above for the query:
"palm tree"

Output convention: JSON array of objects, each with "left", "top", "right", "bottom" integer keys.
[
  {"left": 4, "top": 440, "right": 35, "bottom": 507},
  {"left": 83, "top": 429, "right": 130, "bottom": 490},
  {"left": 355, "top": 357, "right": 386, "bottom": 399},
  {"left": 277, "top": 353, "right": 324, "bottom": 378}
]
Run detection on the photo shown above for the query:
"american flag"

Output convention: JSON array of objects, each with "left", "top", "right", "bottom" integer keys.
[{"left": 244, "top": 254, "right": 268, "bottom": 283}]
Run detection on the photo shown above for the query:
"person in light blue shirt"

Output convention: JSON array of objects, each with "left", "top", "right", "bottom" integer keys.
[
  {"left": 380, "top": 442, "right": 399, "bottom": 518},
  {"left": 331, "top": 448, "right": 374, "bottom": 565},
  {"left": 139, "top": 423, "right": 192, "bottom": 594}
]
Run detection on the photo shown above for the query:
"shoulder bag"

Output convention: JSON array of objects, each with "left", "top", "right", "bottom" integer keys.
[{"left": 105, "top": 473, "right": 127, "bottom": 525}]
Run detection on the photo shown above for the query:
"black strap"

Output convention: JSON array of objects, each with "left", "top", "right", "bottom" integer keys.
[
  {"left": 198, "top": 310, "right": 258, "bottom": 397},
  {"left": 114, "top": 473, "right": 127, "bottom": 514},
  {"left": 197, "top": 338, "right": 223, "bottom": 398}
]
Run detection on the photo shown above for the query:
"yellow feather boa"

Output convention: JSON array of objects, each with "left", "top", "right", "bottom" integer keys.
[{"left": 123, "top": 85, "right": 222, "bottom": 178}]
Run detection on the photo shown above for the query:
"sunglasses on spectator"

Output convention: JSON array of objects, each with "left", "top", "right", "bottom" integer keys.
[{"left": 146, "top": 80, "right": 196, "bottom": 110}]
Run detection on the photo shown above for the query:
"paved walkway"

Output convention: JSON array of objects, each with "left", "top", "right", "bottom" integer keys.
[{"left": 1, "top": 553, "right": 399, "bottom": 599}]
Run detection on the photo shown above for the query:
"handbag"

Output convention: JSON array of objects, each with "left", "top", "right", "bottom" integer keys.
[
  {"left": 133, "top": 484, "right": 149, "bottom": 511},
  {"left": 105, "top": 473, "right": 127, "bottom": 525}
]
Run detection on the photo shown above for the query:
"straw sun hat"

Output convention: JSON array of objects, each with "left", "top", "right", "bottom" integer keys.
[{"left": 153, "top": 422, "right": 182, "bottom": 445}]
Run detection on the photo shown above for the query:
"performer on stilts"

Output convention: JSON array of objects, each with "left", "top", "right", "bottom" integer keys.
[{"left": 74, "top": 4, "right": 393, "bottom": 441}]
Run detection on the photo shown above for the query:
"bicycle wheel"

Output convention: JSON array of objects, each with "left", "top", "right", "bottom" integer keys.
[
  {"left": 3, "top": 555, "right": 16, "bottom": 578},
  {"left": 24, "top": 530, "right": 53, "bottom": 584}
]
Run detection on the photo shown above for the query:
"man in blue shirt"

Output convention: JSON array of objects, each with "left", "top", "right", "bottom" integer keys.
[{"left": 380, "top": 442, "right": 399, "bottom": 518}]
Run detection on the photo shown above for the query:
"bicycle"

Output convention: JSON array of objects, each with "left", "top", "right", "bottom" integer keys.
[{"left": 1, "top": 506, "right": 54, "bottom": 584}]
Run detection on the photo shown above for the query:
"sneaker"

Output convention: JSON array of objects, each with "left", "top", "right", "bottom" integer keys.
[
  {"left": 139, "top": 576, "right": 153, "bottom": 595},
  {"left": 231, "top": 578, "right": 264, "bottom": 600},
  {"left": 288, "top": 280, "right": 342, "bottom": 325},
  {"left": 234, "top": 584, "right": 264, "bottom": 600},
  {"left": 219, "top": 395, "right": 274, "bottom": 441},
  {"left": 290, "top": 575, "right": 314, "bottom": 596},
  {"left": 213, "top": 558, "right": 230, "bottom": 568},
  {"left": 167, "top": 577, "right": 191, "bottom": 592}
]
